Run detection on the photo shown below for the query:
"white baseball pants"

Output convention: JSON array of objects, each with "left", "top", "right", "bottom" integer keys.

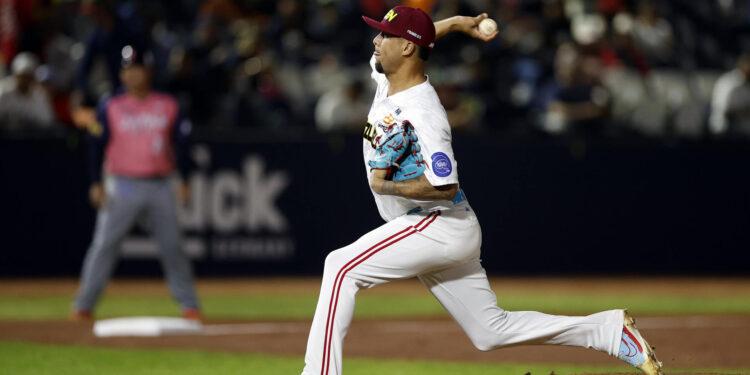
[{"left": 301, "top": 207, "right": 624, "bottom": 375}]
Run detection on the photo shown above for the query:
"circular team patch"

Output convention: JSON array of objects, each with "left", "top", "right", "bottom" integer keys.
[{"left": 431, "top": 152, "right": 452, "bottom": 177}]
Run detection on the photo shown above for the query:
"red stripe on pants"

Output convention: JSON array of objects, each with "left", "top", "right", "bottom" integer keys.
[{"left": 321, "top": 212, "right": 439, "bottom": 375}]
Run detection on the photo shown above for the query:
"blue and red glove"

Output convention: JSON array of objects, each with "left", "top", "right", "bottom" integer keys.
[{"left": 368, "top": 120, "right": 426, "bottom": 181}]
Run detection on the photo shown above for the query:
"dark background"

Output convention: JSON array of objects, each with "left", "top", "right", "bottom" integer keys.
[
  {"left": 3, "top": 0, "right": 750, "bottom": 277},
  {"left": 3, "top": 129, "right": 748, "bottom": 277}
]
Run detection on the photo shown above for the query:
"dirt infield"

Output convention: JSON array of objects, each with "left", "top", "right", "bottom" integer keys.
[
  {"left": 2, "top": 278, "right": 749, "bottom": 373},
  {"left": 2, "top": 315, "right": 750, "bottom": 371}
]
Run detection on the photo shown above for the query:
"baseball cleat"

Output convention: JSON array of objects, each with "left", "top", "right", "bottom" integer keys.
[
  {"left": 70, "top": 310, "right": 93, "bottom": 321},
  {"left": 617, "top": 310, "right": 663, "bottom": 375},
  {"left": 181, "top": 308, "right": 204, "bottom": 322}
]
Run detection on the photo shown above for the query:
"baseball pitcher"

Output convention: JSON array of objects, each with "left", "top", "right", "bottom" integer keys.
[{"left": 300, "top": 7, "right": 662, "bottom": 375}]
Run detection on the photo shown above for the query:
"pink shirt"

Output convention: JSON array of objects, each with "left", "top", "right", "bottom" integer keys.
[{"left": 104, "top": 93, "right": 179, "bottom": 177}]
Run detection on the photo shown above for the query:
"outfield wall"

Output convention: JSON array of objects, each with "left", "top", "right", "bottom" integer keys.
[{"left": 2, "top": 129, "right": 749, "bottom": 276}]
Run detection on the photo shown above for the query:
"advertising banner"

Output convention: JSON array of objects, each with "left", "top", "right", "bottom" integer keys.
[{"left": 2, "top": 133, "right": 749, "bottom": 276}]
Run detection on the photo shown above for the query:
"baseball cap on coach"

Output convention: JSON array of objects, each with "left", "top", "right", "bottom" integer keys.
[
  {"left": 120, "top": 45, "right": 152, "bottom": 68},
  {"left": 362, "top": 6, "right": 436, "bottom": 49}
]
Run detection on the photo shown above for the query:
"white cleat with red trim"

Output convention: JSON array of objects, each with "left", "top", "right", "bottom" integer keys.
[{"left": 618, "top": 310, "right": 664, "bottom": 375}]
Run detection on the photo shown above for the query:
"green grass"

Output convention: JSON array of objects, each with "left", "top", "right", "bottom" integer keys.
[
  {"left": 2, "top": 292, "right": 750, "bottom": 320},
  {"left": 2, "top": 341, "right": 748, "bottom": 375},
  {"left": 3, "top": 282, "right": 748, "bottom": 375}
]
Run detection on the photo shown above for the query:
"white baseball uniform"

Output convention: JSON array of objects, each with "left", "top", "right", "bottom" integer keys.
[{"left": 300, "top": 56, "right": 625, "bottom": 375}]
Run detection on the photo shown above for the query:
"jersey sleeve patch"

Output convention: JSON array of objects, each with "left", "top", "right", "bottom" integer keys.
[{"left": 431, "top": 152, "right": 452, "bottom": 177}]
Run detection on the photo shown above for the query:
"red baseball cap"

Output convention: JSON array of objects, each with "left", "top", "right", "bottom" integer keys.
[{"left": 362, "top": 6, "right": 436, "bottom": 50}]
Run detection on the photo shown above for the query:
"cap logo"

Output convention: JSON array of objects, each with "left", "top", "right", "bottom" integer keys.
[
  {"left": 383, "top": 9, "right": 398, "bottom": 22},
  {"left": 407, "top": 30, "right": 422, "bottom": 39}
]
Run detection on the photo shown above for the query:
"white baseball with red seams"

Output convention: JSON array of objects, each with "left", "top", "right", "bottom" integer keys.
[
  {"left": 478, "top": 18, "right": 497, "bottom": 36},
  {"left": 299, "top": 53, "right": 625, "bottom": 375}
]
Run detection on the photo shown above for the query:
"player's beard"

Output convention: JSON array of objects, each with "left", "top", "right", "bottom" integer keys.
[{"left": 375, "top": 61, "right": 385, "bottom": 74}]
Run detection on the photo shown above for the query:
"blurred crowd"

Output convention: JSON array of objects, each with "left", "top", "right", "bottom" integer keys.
[{"left": 2, "top": 0, "right": 750, "bottom": 140}]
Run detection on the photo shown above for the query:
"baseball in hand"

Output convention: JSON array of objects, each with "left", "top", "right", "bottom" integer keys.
[{"left": 478, "top": 18, "right": 497, "bottom": 36}]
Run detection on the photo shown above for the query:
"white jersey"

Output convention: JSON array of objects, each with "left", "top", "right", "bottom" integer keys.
[{"left": 363, "top": 56, "right": 468, "bottom": 222}]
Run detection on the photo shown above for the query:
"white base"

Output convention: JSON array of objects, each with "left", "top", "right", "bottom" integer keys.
[{"left": 93, "top": 317, "right": 203, "bottom": 337}]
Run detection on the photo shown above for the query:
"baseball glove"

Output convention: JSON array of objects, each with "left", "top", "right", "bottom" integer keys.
[{"left": 368, "top": 120, "right": 426, "bottom": 181}]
